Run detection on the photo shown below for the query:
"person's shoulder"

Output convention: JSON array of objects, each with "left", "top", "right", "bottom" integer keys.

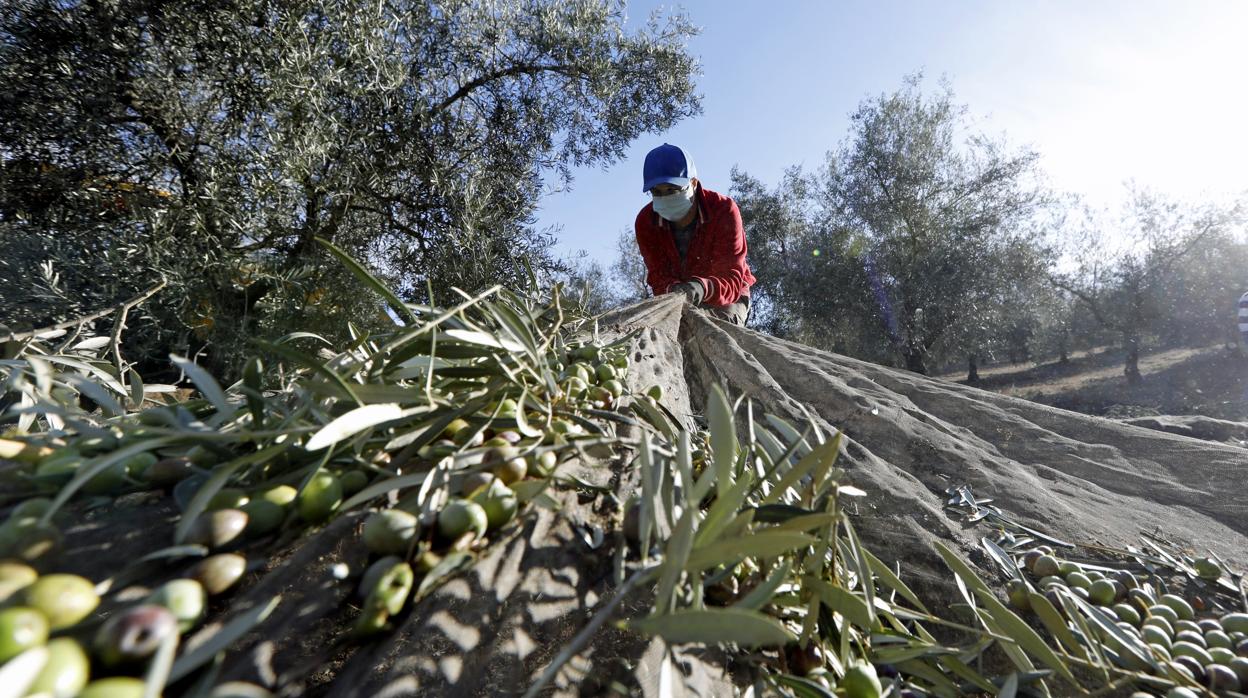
[
  {"left": 699, "top": 187, "right": 736, "bottom": 210},
  {"left": 635, "top": 203, "right": 662, "bottom": 236}
]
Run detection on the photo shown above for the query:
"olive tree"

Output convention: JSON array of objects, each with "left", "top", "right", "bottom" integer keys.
[
  {"left": 1051, "top": 191, "right": 1245, "bottom": 383},
  {"left": 0, "top": 0, "right": 700, "bottom": 374},
  {"left": 815, "top": 76, "right": 1049, "bottom": 374}
]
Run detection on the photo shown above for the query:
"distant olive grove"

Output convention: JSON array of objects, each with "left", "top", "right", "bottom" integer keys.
[{"left": 589, "top": 76, "right": 1248, "bottom": 383}]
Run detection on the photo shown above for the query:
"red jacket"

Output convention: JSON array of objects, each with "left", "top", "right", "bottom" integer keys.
[{"left": 634, "top": 186, "right": 756, "bottom": 307}]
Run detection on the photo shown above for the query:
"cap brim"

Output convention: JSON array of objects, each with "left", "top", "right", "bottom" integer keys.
[{"left": 642, "top": 176, "right": 691, "bottom": 193}]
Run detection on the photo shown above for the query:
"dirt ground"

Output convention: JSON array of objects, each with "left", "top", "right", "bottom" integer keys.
[{"left": 941, "top": 343, "right": 1248, "bottom": 421}]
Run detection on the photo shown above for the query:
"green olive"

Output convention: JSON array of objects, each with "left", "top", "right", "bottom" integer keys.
[
  {"left": 0, "top": 606, "right": 48, "bottom": 663},
  {"left": 1064, "top": 572, "right": 1092, "bottom": 590},
  {"left": 1193, "top": 557, "right": 1223, "bottom": 581},
  {"left": 1113, "top": 603, "right": 1141, "bottom": 626},
  {"left": 646, "top": 385, "right": 663, "bottom": 401},
  {"left": 363, "top": 561, "right": 414, "bottom": 617},
  {"left": 1222, "top": 613, "right": 1248, "bottom": 634},
  {"left": 1088, "top": 579, "right": 1117, "bottom": 605},
  {"left": 146, "top": 578, "right": 207, "bottom": 632},
  {"left": 1206, "top": 630, "right": 1234, "bottom": 651},
  {"left": 240, "top": 499, "right": 285, "bottom": 536},
  {"left": 189, "top": 553, "right": 247, "bottom": 595},
  {"left": 142, "top": 457, "right": 195, "bottom": 487},
  {"left": 841, "top": 663, "right": 881, "bottom": 698},
  {"left": 460, "top": 471, "right": 494, "bottom": 497},
  {"left": 27, "top": 636, "right": 89, "bottom": 698},
  {"left": 9, "top": 497, "right": 54, "bottom": 520},
  {"left": 0, "top": 516, "right": 62, "bottom": 565},
  {"left": 362, "top": 509, "right": 419, "bottom": 556},
  {"left": 1031, "top": 554, "right": 1060, "bottom": 578},
  {"left": 22, "top": 574, "right": 98, "bottom": 630},
  {"left": 297, "top": 472, "right": 342, "bottom": 523},
  {"left": 206, "top": 488, "right": 250, "bottom": 511},
  {"left": 339, "top": 470, "right": 369, "bottom": 495},
  {"left": 119, "top": 452, "right": 158, "bottom": 478},
  {"left": 491, "top": 457, "right": 527, "bottom": 485},
  {"left": 185, "top": 445, "right": 219, "bottom": 467},
  {"left": 258, "top": 484, "right": 298, "bottom": 507},
  {"left": 34, "top": 450, "right": 82, "bottom": 484},
  {"left": 1160, "top": 594, "right": 1195, "bottom": 621},
  {"left": 437, "top": 499, "right": 487, "bottom": 540},
  {"left": 471, "top": 480, "right": 518, "bottom": 531},
  {"left": 1005, "top": 579, "right": 1030, "bottom": 611},
  {"left": 1149, "top": 604, "right": 1180, "bottom": 625},
  {"left": 183, "top": 509, "right": 249, "bottom": 549},
  {"left": 78, "top": 677, "right": 150, "bottom": 698},
  {"left": 358, "top": 556, "right": 403, "bottom": 599},
  {"left": 0, "top": 560, "right": 38, "bottom": 604}
]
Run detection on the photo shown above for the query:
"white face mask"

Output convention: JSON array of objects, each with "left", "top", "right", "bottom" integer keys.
[{"left": 651, "top": 185, "right": 695, "bottom": 221}]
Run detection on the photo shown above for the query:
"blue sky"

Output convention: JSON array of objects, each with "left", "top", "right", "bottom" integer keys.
[{"left": 536, "top": 0, "right": 1248, "bottom": 267}]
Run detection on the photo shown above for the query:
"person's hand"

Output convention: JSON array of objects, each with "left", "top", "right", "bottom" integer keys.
[{"left": 670, "top": 281, "right": 704, "bottom": 305}]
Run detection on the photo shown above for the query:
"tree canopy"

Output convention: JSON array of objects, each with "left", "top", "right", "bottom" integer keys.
[{"left": 1, "top": 0, "right": 700, "bottom": 373}]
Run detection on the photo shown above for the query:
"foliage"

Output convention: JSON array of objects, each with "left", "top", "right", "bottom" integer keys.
[
  {"left": 732, "top": 75, "right": 1051, "bottom": 373},
  {"left": 1051, "top": 190, "right": 1246, "bottom": 383},
  {"left": 0, "top": 0, "right": 701, "bottom": 373}
]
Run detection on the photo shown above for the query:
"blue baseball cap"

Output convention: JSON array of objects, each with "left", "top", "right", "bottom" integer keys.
[{"left": 642, "top": 143, "right": 697, "bottom": 193}]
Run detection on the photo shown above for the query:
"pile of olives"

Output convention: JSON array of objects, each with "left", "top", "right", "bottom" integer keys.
[
  {"left": 1012, "top": 548, "right": 1248, "bottom": 694},
  {"left": 0, "top": 332, "right": 653, "bottom": 693},
  {"left": 0, "top": 555, "right": 233, "bottom": 697}
]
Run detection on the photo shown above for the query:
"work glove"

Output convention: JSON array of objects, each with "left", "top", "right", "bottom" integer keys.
[{"left": 670, "top": 280, "right": 704, "bottom": 305}]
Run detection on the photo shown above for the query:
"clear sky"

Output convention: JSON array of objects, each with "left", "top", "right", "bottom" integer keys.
[{"left": 535, "top": 0, "right": 1248, "bottom": 267}]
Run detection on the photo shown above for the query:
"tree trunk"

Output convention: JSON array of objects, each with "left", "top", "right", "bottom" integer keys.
[
  {"left": 1123, "top": 332, "right": 1142, "bottom": 385},
  {"left": 966, "top": 353, "right": 979, "bottom": 382},
  {"left": 903, "top": 347, "right": 928, "bottom": 375}
]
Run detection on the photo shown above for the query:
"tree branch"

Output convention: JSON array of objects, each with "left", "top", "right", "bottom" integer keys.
[
  {"left": 2, "top": 278, "right": 168, "bottom": 343},
  {"left": 430, "top": 62, "right": 573, "bottom": 117}
]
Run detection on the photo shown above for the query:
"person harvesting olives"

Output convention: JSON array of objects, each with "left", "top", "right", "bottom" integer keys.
[{"left": 634, "top": 143, "right": 756, "bottom": 325}]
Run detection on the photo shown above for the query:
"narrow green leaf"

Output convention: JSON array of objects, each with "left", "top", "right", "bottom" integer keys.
[
  {"left": 1026, "top": 592, "right": 1087, "bottom": 660},
  {"left": 252, "top": 339, "right": 362, "bottom": 406},
  {"left": 895, "top": 658, "right": 961, "bottom": 698},
  {"left": 68, "top": 375, "right": 125, "bottom": 416},
  {"left": 629, "top": 608, "right": 794, "bottom": 647},
  {"left": 142, "top": 629, "right": 178, "bottom": 698},
  {"left": 630, "top": 396, "right": 675, "bottom": 441},
  {"left": 415, "top": 552, "right": 472, "bottom": 600},
  {"left": 707, "top": 385, "right": 737, "bottom": 498},
  {"left": 315, "top": 236, "right": 418, "bottom": 326},
  {"left": 692, "top": 469, "right": 754, "bottom": 547},
  {"left": 654, "top": 505, "right": 697, "bottom": 614},
  {"left": 170, "top": 354, "right": 231, "bottom": 416},
  {"left": 128, "top": 367, "right": 144, "bottom": 408},
  {"left": 804, "top": 577, "right": 877, "bottom": 631},
  {"left": 771, "top": 512, "right": 840, "bottom": 533},
  {"left": 762, "top": 437, "right": 839, "bottom": 505},
  {"left": 936, "top": 542, "right": 1073, "bottom": 683},
  {"left": 41, "top": 436, "right": 179, "bottom": 524},
  {"left": 174, "top": 444, "right": 287, "bottom": 545},
  {"left": 168, "top": 596, "right": 281, "bottom": 682},
  {"left": 752, "top": 503, "right": 816, "bottom": 523},
  {"left": 686, "top": 532, "right": 814, "bottom": 573},
  {"left": 772, "top": 673, "right": 838, "bottom": 698},
  {"left": 862, "top": 547, "right": 929, "bottom": 613},
  {"left": 305, "top": 403, "right": 403, "bottom": 451},
  {"left": 339, "top": 472, "right": 430, "bottom": 512}
]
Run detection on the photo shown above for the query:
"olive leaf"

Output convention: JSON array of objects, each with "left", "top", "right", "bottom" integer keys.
[{"left": 629, "top": 608, "right": 795, "bottom": 647}]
